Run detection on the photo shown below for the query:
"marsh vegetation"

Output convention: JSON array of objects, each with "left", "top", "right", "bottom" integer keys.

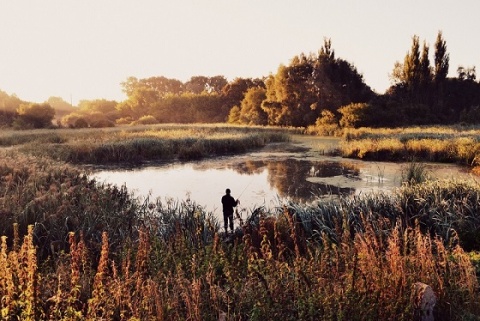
[
  {"left": 0, "top": 124, "right": 292, "bottom": 164},
  {"left": 1, "top": 124, "right": 480, "bottom": 320}
]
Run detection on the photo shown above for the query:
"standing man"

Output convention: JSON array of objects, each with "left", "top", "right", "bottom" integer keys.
[{"left": 221, "top": 188, "right": 238, "bottom": 233}]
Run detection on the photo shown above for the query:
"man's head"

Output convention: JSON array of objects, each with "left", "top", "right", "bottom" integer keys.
[{"left": 226, "top": 188, "right": 231, "bottom": 194}]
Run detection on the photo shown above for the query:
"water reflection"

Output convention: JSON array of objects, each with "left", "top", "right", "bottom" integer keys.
[
  {"left": 93, "top": 155, "right": 475, "bottom": 220},
  {"left": 228, "top": 160, "right": 358, "bottom": 202},
  {"left": 93, "top": 159, "right": 360, "bottom": 218}
]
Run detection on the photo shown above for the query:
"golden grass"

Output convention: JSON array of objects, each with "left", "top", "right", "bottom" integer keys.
[
  {"left": 1, "top": 214, "right": 478, "bottom": 320},
  {"left": 1, "top": 124, "right": 292, "bottom": 164},
  {"left": 339, "top": 126, "right": 480, "bottom": 167}
]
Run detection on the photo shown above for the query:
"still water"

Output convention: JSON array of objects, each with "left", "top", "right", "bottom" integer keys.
[{"left": 93, "top": 152, "right": 476, "bottom": 221}]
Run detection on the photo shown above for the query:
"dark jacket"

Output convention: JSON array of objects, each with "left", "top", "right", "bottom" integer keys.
[{"left": 221, "top": 194, "right": 237, "bottom": 215}]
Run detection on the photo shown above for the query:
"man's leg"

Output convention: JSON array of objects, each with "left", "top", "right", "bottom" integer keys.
[
  {"left": 223, "top": 212, "right": 228, "bottom": 233},
  {"left": 229, "top": 214, "right": 234, "bottom": 232}
]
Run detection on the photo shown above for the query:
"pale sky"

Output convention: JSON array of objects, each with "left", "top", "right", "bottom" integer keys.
[{"left": 0, "top": 0, "right": 478, "bottom": 105}]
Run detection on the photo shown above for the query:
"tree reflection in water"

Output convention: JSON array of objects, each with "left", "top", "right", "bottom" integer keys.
[
  {"left": 94, "top": 158, "right": 362, "bottom": 217},
  {"left": 224, "top": 159, "right": 358, "bottom": 202}
]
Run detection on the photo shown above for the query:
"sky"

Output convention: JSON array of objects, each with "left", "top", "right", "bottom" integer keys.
[{"left": 0, "top": 0, "right": 479, "bottom": 106}]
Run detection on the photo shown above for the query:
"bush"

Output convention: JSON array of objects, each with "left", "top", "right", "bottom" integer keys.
[
  {"left": 15, "top": 103, "right": 56, "bottom": 129},
  {"left": 132, "top": 115, "right": 158, "bottom": 125}
]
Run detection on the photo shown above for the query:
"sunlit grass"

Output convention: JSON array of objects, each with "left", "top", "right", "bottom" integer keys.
[
  {"left": 340, "top": 126, "right": 480, "bottom": 171},
  {"left": 1, "top": 124, "right": 292, "bottom": 164}
]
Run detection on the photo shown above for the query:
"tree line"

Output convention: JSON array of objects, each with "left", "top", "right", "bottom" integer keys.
[{"left": 1, "top": 31, "right": 479, "bottom": 130}]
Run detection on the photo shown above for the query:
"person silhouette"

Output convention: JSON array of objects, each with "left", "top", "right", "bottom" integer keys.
[{"left": 221, "top": 188, "right": 238, "bottom": 233}]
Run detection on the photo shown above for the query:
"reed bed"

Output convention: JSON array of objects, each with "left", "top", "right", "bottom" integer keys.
[
  {"left": 9, "top": 124, "right": 291, "bottom": 164},
  {"left": 1, "top": 200, "right": 478, "bottom": 320},
  {"left": 340, "top": 126, "right": 480, "bottom": 169},
  {"left": 1, "top": 150, "right": 480, "bottom": 319},
  {"left": 0, "top": 151, "right": 140, "bottom": 259}
]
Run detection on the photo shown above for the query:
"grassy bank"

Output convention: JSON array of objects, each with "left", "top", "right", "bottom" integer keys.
[
  {"left": 1, "top": 151, "right": 480, "bottom": 320},
  {"left": 339, "top": 126, "right": 480, "bottom": 172},
  {"left": 0, "top": 124, "right": 292, "bottom": 164}
]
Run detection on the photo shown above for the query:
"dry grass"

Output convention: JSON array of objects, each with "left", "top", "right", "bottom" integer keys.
[
  {"left": 1, "top": 210, "right": 478, "bottom": 320},
  {"left": 1, "top": 154, "right": 480, "bottom": 319},
  {"left": 2, "top": 125, "right": 480, "bottom": 319},
  {"left": 340, "top": 126, "right": 480, "bottom": 169},
  {"left": 5, "top": 124, "right": 291, "bottom": 164}
]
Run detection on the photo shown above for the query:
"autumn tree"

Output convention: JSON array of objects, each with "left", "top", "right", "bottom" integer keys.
[
  {"left": 61, "top": 99, "right": 117, "bottom": 128},
  {"left": 430, "top": 30, "right": 450, "bottom": 118},
  {"left": 403, "top": 35, "right": 421, "bottom": 89},
  {"left": 185, "top": 76, "right": 209, "bottom": 94},
  {"left": 234, "top": 87, "right": 268, "bottom": 125},
  {"left": 457, "top": 66, "right": 476, "bottom": 81},
  {"left": 15, "top": 103, "right": 55, "bottom": 129},
  {"left": 184, "top": 75, "right": 228, "bottom": 94},
  {"left": 262, "top": 39, "right": 372, "bottom": 127},
  {"left": 45, "top": 96, "right": 75, "bottom": 125},
  {"left": 390, "top": 35, "right": 432, "bottom": 91},
  {"left": 0, "top": 90, "right": 22, "bottom": 127},
  {"left": 118, "top": 76, "right": 183, "bottom": 119},
  {"left": 221, "top": 77, "right": 264, "bottom": 116}
]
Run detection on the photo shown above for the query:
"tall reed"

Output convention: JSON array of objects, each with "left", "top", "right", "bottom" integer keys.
[
  {"left": 11, "top": 125, "right": 291, "bottom": 164},
  {"left": 2, "top": 133, "right": 480, "bottom": 319}
]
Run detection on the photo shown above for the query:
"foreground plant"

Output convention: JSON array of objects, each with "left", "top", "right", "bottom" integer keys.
[
  {"left": 1, "top": 209, "right": 478, "bottom": 320},
  {"left": 2, "top": 148, "right": 480, "bottom": 319}
]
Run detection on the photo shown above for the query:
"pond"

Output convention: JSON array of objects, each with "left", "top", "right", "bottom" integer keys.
[{"left": 93, "top": 136, "right": 477, "bottom": 222}]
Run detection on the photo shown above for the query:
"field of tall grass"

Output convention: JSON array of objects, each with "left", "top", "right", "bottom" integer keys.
[
  {"left": 339, "top": 126, "right": 480, "bottom": 172},
  {"left": 1, "top": 142, "right": 480, "bottom": 320},
  {"left": 0, "top": 124, "right": 293, "bottom": 165}
]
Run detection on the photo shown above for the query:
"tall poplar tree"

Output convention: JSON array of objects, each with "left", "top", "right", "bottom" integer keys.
[
  {"left": 403, "top": 35, "right": 421, "bottom": 88},
  {"left": 434, "top": 31, "right": 449, "bottom": 82},
  {"left": 419, "top": 41, "right": 431, "bottom": 86}
]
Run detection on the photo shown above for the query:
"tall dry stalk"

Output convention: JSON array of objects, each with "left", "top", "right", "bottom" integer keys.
[{"left": 86, "top": 232, "right": 113, "bottom": 320}]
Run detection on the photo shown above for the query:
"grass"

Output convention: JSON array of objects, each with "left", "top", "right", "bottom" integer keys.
[
  {"left": 339, "top": 126, "right": 480, "bottom": 170},
  {"left": 2, "top": 124, "right": 480, "bottom": 319},
  {"left": 401, "top": 160, "right": 430, "bottom": 185},
  {"left": 1, "top": 148, "right": 480, "bottom": 319},
  {"left": 2, "top": 124, "right": 292, "bottom": 164}
]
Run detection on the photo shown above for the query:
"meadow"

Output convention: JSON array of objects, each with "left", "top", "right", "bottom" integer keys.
[
  {"left": 0, "top": 124, "right": 293, "bottom": 164},
  {"left": 339, "top": 126, "right": 480, "bottom": 173},
  {"left": 1, "top": 124, "right": 480, "bottom": 320}
]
